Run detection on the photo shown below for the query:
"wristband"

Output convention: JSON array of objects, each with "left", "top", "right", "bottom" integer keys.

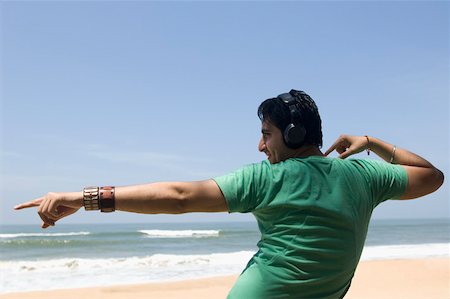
[
  {"left": 389, "top": 145, "right": 397, "bottom": 164},
  {"left": 100, "top": 186, "right": 115, "bottom": 213},
  {"left": 83, "top": 186, "right": 100, "bottom": 211}
]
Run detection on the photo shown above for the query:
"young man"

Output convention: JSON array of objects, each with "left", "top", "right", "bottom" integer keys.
[{"left": 15, "top": 89, "right": 444, "bottom": 298}]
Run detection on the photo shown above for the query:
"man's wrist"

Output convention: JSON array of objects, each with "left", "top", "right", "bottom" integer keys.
[
  {"left": 63, "top": 191, "right": 84, "bottom": 208},
  {"left": 364, "top": 137, "right": 397, "bottom": 164}
]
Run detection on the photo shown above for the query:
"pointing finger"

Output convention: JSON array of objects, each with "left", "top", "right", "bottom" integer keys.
[
  {"left": 324, "top": 144, "right": 336, "bottom": 156},
  {"left": 14, "top": 198, "right": 44, "bottom": 210},
  {"left": 324, "top": 139, "right": 341, "bottom": 156},
  {"left": 325, "top": 138, "right": 347, "bottom": 156}
]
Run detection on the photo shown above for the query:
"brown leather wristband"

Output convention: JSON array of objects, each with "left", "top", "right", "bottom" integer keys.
[
  {"left": 83, "top": 186, "right": 100, "bottom": 211},
  {"left": 100, "top": 186, "right": 115, "bottom": 213}
]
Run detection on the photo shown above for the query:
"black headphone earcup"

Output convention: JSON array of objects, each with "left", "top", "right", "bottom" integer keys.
[{"left": 284, "top": 124, "right": 306, "bottom": 148}]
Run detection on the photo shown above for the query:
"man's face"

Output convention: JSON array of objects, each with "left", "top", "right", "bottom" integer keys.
[{"left": 258, "top": 120, "right": 292, "bottom": 164}]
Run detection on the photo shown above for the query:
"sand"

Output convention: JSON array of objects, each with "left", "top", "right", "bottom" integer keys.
[{"left": 1, "top": 258, "right": 449, "bottom": 299}]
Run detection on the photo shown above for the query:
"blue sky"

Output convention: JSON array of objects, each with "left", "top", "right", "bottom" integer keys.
[{"left": 1, "top": 1, "right": 448, "bottom": 225}]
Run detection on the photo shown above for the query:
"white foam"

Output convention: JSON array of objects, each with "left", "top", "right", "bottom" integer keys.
[
  {"left": 138, "top": 229, "right": 220, "bottom": 238},
  {"left": 0, "top": 232, "right": 90, "bottom": 238},
  {"left": 0, "top": 251, "right": 255, "bottom": 293},
  {"left": 361, "top": 243, "right": 450, "bottom": 260},
  {"left": 2, "top": 243, "right": 448, "bottom": 294}
]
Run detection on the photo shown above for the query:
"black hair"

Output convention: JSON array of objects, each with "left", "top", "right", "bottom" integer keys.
[{"left": 257, "top": 89, "right": 323, "bottom": 148}]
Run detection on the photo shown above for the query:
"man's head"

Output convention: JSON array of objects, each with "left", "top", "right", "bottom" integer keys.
[{"left": 257, "top": 89, "right": 323, "bottom": 163}]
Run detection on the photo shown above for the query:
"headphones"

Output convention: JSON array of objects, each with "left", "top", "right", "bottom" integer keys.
[{"left": 277, "top": 90, "right": 306, "bottom": 148}]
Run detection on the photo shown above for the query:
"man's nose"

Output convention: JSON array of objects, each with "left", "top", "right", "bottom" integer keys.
[{"left": 258, "top": 137, "right": 265, "bottom": 152}]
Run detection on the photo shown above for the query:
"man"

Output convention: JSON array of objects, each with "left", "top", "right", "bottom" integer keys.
[{"left": 15, "top": 89, "right": 444, "bottom": 298}]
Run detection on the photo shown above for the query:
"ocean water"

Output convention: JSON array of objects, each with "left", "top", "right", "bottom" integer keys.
[{"left": 0, "top": 218, "right": 449, "bottom": 293}]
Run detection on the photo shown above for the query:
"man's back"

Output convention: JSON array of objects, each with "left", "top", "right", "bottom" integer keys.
[{"left": 215, "top": 156, "right": 407, "bottom": 298}]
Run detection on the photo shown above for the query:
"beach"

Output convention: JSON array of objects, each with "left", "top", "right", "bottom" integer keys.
[{"left": 1, "top": 258, "right": 449, "bottom": 299}]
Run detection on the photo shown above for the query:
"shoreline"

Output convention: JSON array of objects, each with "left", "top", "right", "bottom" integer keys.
[{"left": 1, "top": 258, "right": 449, "bottom": 299}]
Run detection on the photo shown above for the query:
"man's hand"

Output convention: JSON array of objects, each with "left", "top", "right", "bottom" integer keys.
[
  {"left": 14, "top": 192, "right": 83, "bottom": 229},
  {"left": 324, "top": 134, "right": 369, "bottom": 159}
]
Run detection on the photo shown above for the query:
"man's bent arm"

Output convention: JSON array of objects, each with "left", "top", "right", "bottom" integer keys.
[
  {"left": 325, "top": 135, "right": 444, "bottom": 200},
  {"left": 366, "top": 137, "right": 444, "bottom": 200}
]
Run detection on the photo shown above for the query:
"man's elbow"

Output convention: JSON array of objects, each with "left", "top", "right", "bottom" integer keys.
[
  {"left": 162, "top": 183, "right": 191, "bottom": 214},
  {"left": 170, "top": 182, "right": 202, "bottom": 214},
  {"left": 172, "top": 190, "right": 190, "bottom": 214},
  {"left": 423, "top": 168, "right": 445, "bottom": 197},
  {"left": 401, "top": 167, "right": 445, "bottom": 200},
  {"left": 434, "top": 168, "right": 445, "bottom": 192}
]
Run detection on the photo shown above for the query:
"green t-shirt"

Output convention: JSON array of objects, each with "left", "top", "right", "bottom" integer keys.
[{"left": 213, "top": 156, "right": 408, "bottom": 299}]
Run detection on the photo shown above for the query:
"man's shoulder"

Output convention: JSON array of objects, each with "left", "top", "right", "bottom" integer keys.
[{"left": 279, "top": 157, "right": 386, "bottom": 177}]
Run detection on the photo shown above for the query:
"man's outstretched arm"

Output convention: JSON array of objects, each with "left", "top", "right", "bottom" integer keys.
[
  {"left": 115, "top": 180, "right": 228, "bottom": 214},
  {"left": 14, "top": 180, "right": 228, "bottom": 228},
  {"left": 325, "top": 135, "right": 444, "bottom": 200}
]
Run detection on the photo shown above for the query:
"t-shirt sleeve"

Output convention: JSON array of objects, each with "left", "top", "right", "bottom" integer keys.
[
  {"left": 357, "top": 159, "right": 408, "bottom": 207},
  {"left": 212, "top": 162, "right": 269, "bottom": 213}
]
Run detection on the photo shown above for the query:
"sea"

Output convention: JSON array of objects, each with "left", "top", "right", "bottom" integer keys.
[{"left": 0, "top": 218, "right": 449, "bottom": 294}]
